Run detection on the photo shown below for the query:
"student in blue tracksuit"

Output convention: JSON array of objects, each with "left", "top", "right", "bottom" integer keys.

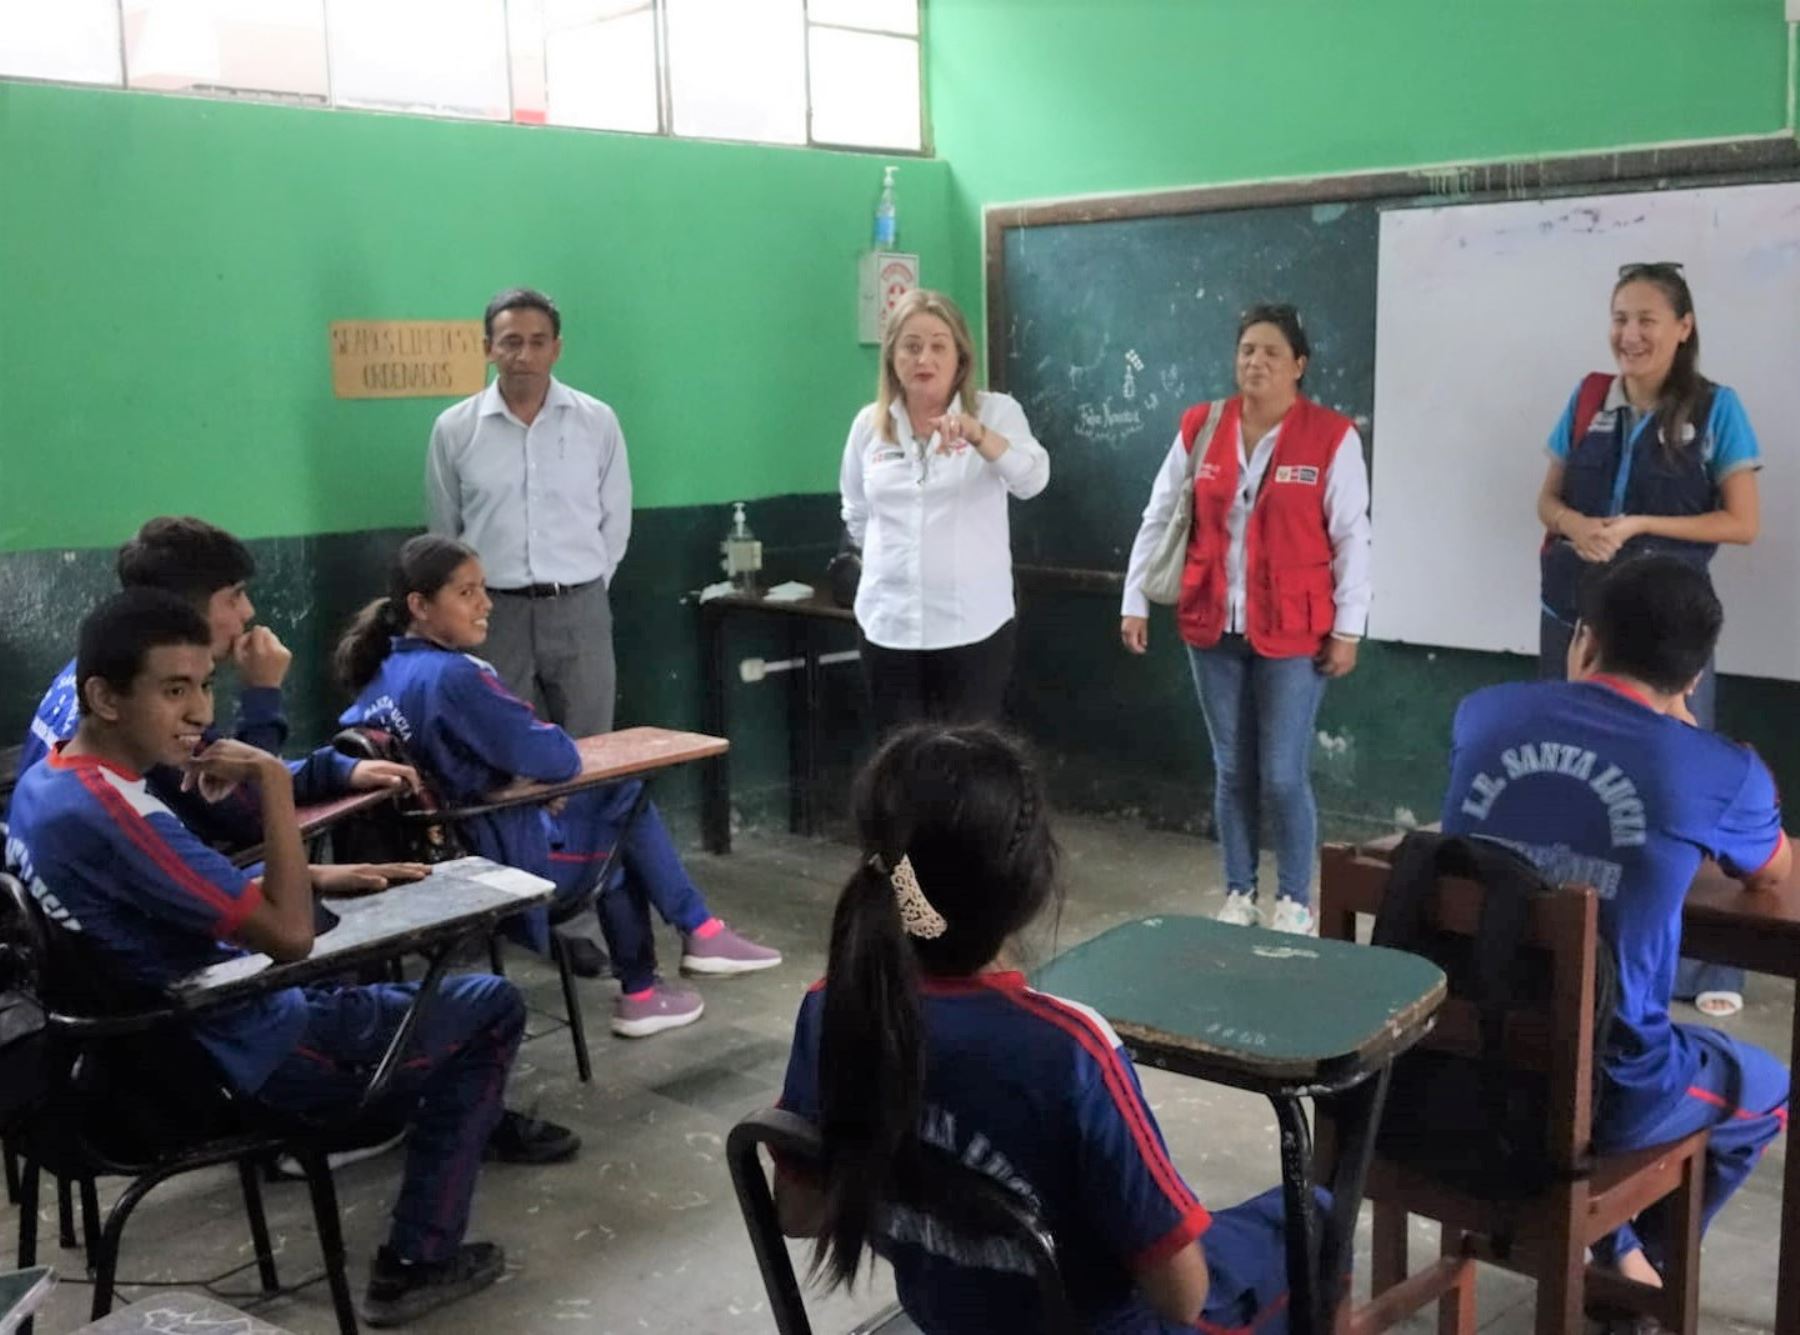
[
  {"left": 14, "top": 517, "right": 417, "bottom": 855},
  {"left": 334, "top": 535, "right": 781, "bottom": 1039},
  {"left": 1444, "top": 556, "right": 1790, "bottom": 1293},
  {"left": 6, "top": 590, "right": 578, "bottom": 1327},
  {"left": 1534, "top": 264, "right": 1765, "bottom": 1015},
  {"left": 774, "top": 724, "right": 1310, "bottom": 1335}
]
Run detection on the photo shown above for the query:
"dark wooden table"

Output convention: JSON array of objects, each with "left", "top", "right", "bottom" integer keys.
[
  {"left": 231, "top": 786, "right": 401, "bottom": 867},
  {"left": 1032, "top": 915, "right": 1446, "bottom": 1335},
  {"left": 1679, "top": 858, "right": 1800, "bottom": 1335},
  {"left": 75, "top": 1291, "right": 293, "bottom": 1332},
  {"left": 697, "top": 589, "right": 856, "bottom": 852}
]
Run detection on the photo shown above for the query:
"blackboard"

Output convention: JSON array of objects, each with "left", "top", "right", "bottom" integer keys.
[{"left": 987, "top": 136, "right": 1800, "bottom": 580}]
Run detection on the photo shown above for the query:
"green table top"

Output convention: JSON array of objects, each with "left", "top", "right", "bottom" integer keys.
[{"left": 1031, "top": 915, "right": 1445, "bottom": 1088}]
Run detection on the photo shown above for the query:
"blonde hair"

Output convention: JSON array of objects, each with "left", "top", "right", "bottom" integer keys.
[{"left": 874, "top": 289, "right": 981, "bottom": 443}]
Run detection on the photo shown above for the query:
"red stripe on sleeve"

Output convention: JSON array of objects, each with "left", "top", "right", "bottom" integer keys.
[{"left": 75, "top": 768, "right": 243, "bottom": 922}]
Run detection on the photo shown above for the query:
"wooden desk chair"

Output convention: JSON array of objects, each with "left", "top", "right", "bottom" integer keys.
[
  {"left": 332, "top": 726, "right": 616, "bottom": 1085},
  {"left": 1317, "top": 844, "right": 1709, "bottom": 1335},
  {"left": 726, "top": 1107, "right": 1079, "bottom": 1335}
]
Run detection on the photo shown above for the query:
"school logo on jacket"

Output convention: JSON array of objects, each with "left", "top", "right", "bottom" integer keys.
[
  {"left": 1273, "top": 465, "right": 1320, "bottom": 485},
  {"left": 1196, "top": 461, "right": 1221, "bottom": 480}
]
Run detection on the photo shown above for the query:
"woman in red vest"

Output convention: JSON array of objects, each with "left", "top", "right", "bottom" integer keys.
[{"left": 1120, "top": 306, "right": 1372, "bottom": 936}]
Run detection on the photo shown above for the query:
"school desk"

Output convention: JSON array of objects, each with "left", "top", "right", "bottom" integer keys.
[
  {"left": 1361, "top": 829, "right": 1800, "bottom": 1335},
  {"left": 170, "top": 855, "right": 552, "bottom": 1107},
  {"left": 230, "top": 786, "right": 402, "bottom": 868},
  {"left": 75, "top": 1291, "right": 293, "bottom": 1332},
  {"left": 697, "top": 589, "right": 856, "bottom": 852},
  {"left": 1031, "top": 915, "right": 1446, "bottom": 1335}
]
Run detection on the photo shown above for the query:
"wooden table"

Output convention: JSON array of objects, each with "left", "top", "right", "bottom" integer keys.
[
  {"left": 1678, "top": 858, "right": 1800, "bottom": 1335},
  {"left": 412, "top": 726, "right": 729, "bottom": 821},
  {"left": 1032, "top": 915, "right": 1446, "bottom": 1335},
  {"left": 231, "top": 786, "right": 401, "bottom": 867},
  {"left": 697, "top": 590, "right": 857, "bottom": 852},
  {"left": 75, "top": 1291, "right": 293, "bottom": 1332}
]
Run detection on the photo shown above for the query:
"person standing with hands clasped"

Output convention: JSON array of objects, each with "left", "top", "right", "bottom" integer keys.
[
  {"left": 840, "top": 289, "right": 1050, "bottom": 736},
  {"left": 1120, "top": 305, "right": 1371, "bottom": 936},
  {"left": 1535, "top": 263, "right": 1764, "bottom": 1016}
]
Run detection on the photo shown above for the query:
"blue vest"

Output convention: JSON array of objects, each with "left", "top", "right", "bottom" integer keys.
[{"left": 1541, "top": 373, "right": 1721, "bottom": 622}]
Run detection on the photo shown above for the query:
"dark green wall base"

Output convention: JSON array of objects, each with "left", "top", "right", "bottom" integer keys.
[{"left": 7, "top": 510, "right": 1796, "bottom": 851}]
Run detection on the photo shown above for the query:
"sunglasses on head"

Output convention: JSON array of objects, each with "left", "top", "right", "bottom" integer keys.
[{"left": 1617, "top": 261, "right": 1686, "bottom": 281}]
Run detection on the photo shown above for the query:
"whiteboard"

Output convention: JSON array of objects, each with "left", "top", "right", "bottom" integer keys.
[{"left": 1369, "top": 181, "right": 1800, "bottom": 680}]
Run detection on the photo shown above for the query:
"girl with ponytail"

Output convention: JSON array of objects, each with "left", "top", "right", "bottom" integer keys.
[
  {"left": 336, "top": 535, "right": 781, "bottom": 1040},
  {"left": 776, "top": 723, "right": 1302, "bottom": 1333}
]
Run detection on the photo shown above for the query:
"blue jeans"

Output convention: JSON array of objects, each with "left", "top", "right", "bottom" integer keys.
[
  {"left": 255, "top": 975, "right": 525, "bottom": 1263},
  {"left": 1539, "top": 612, "right": 1737, "bottom": 997},
  {"left": 548, "top": 780, "right": 712, "bottom": 993},
  {"left": 1187, "top": 637, "right": 1329, "bottom": 906}
]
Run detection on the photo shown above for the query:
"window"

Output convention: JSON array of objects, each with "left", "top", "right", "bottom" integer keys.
[{"left": 0, "top": 0, "right": 924, "bottom": 152}]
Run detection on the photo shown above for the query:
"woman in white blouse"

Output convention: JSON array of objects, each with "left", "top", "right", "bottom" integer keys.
[{"left": 840, "top": 289, "right": 1050, "bottom": 735}]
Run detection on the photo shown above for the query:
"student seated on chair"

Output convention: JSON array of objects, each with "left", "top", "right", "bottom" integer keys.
[
  {"left": 334, "top": 535, "right": 780, "bottom": 1040},
  {"left": 773, "top": 723, "right": 1305, "bottom": 1334},
  {"left": 3, "top": 589, "right": 579, "bottom": 1327},
  {"left": 1442, "top": 554, "right": 1791, "bottom": 1290},
  {"left": 13, "top": 516, "right": 418, "bottom": 852}
]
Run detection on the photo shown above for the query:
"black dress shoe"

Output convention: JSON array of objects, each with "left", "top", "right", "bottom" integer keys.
[
  {"left": 483, "top": 1109, "right": 581, "bottom": 1164},
  {"left": 558, "top": 933, "right": 609, "bottom": 979}
]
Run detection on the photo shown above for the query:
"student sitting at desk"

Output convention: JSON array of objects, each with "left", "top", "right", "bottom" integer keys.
[
  {"left": 5, "top": 590, "right": 578, "bottom": 1327},
  {"left": 1442, "top": 555, "right": 1790, "bottom": 1290},
  {"left": 335, "top": 535, "right": 780, "bottom": 1039},
  {"left": 774, "top": 723, "right": 1301, "bottom": 1334},
  {"left": 14, "top": 516, "right": 416, "bottom": 853}
]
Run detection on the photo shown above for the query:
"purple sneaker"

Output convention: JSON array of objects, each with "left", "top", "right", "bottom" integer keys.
[
  {"left": 681, "top": 923, "right": 783, "bottom": 975},
  {"left": 611, "top": 979, "right": 704, "bottom": 1038}
]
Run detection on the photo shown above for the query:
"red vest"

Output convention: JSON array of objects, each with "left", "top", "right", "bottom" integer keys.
[{"left": 1177, "top": 395, "right": 1352, "bottom": 657}]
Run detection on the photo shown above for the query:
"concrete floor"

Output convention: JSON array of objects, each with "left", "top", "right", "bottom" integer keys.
[{"left": 6, "top": 812, "right": 1790, "bottom": 1333}]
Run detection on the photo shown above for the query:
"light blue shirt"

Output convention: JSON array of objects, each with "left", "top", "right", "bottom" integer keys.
[{"left": 426, "top": 376, "right": 633, "bottom": 589}]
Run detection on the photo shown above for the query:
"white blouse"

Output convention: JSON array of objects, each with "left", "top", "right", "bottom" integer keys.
[{"left": 840, "top": 390, "right": 1050, "bottom": 651}]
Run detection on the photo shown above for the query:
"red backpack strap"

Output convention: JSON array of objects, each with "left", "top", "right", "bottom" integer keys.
[
  {"left": 1179, "top": 401, "right": 1216, "bottom": 453},
  {"left": 1570, "top": 372, "right": 1615, "bottom": 449}
]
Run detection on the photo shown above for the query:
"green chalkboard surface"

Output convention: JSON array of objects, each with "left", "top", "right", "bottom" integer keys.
[{"left": 998, "top": 202, "right": 1378, "bottom": 575}]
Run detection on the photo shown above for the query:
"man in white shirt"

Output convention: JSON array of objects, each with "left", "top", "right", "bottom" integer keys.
[{"left": 425, "top": 289, "right": 631, "bottom": 736}]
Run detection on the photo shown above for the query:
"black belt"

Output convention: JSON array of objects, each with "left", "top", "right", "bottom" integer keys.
[{"left": 488, "top": 579, "right": 599, "bottom": 599}]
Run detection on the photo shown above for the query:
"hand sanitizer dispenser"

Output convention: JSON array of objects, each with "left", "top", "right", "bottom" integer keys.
[{"left": 721, "top": 502, "right": 763, "bottom": 594}]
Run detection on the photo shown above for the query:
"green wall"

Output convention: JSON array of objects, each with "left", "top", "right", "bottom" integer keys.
[
  {"left": 924, "top": 0, "right": 1800, "bottom": 837},
  {"left": 0, "top": 81, "right": 955, "bottom": 553}
]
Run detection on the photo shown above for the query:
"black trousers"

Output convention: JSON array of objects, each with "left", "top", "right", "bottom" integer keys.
[{"left": 859, "top": 619, "right": 1016, "bottom": 738}]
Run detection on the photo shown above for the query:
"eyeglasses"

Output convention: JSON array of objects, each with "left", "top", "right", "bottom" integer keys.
[{"left": 1617, "top": 261, "right": 1686, "bottom": 280}]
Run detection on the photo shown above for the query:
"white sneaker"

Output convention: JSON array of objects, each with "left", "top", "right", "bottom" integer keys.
[
  {"left": 1216, "top": 891, "right": 1258, "bottom": 927},
  {"left": 1270, "top": 899, "right": 1315, "bottom": 935}
]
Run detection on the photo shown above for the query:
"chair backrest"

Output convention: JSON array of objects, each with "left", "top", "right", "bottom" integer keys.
[
  {"left": 727, "top": 1107, "right": 1079, "bottom": 1335},
  {"left": 1319, "top": 842, "right": 1600, "bottom": 1177}
]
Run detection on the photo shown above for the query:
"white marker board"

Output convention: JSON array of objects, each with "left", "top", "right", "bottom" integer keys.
[{"left": 1369, "top": 180, "right": 1800, "bottom": 680}]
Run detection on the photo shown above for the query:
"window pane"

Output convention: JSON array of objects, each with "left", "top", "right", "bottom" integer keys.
[
  {"left": 808, "top": 27, "right": 918, "bottom": 150},
  {"left": 124, "top": 0, "right": 327, "bottom": 100},
  {"left": 807, "top": 0, "right": 917, "bottom": 36},
  {"left": 545, "top": 7, "right": 659, "bottom": 134},
  {"left": 0, "top": 0, "right": 123, "bottom": 84},
  {"left": 329, "top": 0, "right": 509, "bottom": 120},
  {"left": 667, "top": 0, "right": 804, "bottom": 146}
]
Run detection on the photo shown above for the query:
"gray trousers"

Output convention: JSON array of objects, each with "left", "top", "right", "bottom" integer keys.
[{"left": 483, "top": 579, "right": 616, "bottom": 735}]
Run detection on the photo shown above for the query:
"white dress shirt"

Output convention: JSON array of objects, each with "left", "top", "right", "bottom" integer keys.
[
  {"left": 1122, "top": 418, "right": 1372, "bottom": 636},
  {"left": 841, "top": 390, "right": 1050, "bottom": 651},
  {"left": 425, "top": 376, "right": 632, "bottom": 589}
]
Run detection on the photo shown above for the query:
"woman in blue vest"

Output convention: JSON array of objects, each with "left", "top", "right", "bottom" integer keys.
[
  {"left": 1120, "top": 305, "right": 1372, "bottom": 937},
  {"left": 1535, "top": 262, "right": 1763, "bottom": 1015}
]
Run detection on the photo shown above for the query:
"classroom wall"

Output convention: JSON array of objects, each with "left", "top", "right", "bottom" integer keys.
[
  {"left": 0, "top": 80, "right": 951, "bottom": 825},
  {"left": 925, "top": 1, "right": 1800, "bottom": 836}
]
